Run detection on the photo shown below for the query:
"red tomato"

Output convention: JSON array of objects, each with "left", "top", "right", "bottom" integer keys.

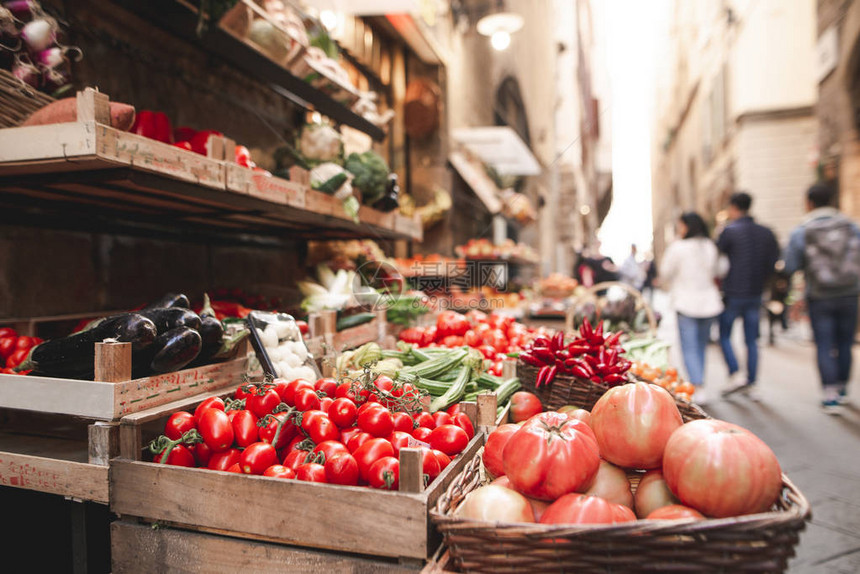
[
  {"left": 313, "top": 440, "right": 350, "bottom": 461},
  {"left": 193, "top": 442, "right": 212, "bottom": 467},
  {"left": 240, "top": 442, "right": 279, "bottom": 475},
  {"left": 433, "top": 412, "right": 453, "bottom": 427},
  {"left": 283, "top": 449, "right": 311, "bottom": 471},
  {"left": 446, "top": 404, "right": 463, "bottom": 416},
  {"left": 503, "top": 412, "right": 600, "bottom": 501},
  {"left": 293, "top": 387, "right": 321, "bottom": 411},
  {"left": 421, "top": 326, "right": 438, "bottom": 346},
  {"left": 234, "top": 385, "right": 254, "bottom": 401},
  {"left": 295, "top": 320, "right": 309, "bottom": 335},
  {"left": 387, "top": 430, "right": 412, "bottom": 456},
  {"left": 429, "top": 424, "right": 468, "bottom": 456},
  {"left": 334, "top": 382, "right": 359, "bottom": 403},
  {"left": 340, "top": 426, "right": 363, "bottom": 445},
  {"left": 269, "top": 379, "right": 290, "bottom": 401},
  {"left": 328, "top": 397, "right": 357, "bottom": 428},
  {"left": 540, "top": 493, "right": 637, "bottom": 525},
  {"left": 451, "top": 413, "right": 475, "bottom": 439},
  {"left": 482, "top": 424, "right": 519, "bottom": 478},
  {"left": 228, "top": 409, "right": 259, "bottom": 447},
  {"left": 296, "top": 462, "right": 327, "bottom": 482},
  {"left": 314, "top": 377, "right": 338, "bottom": 398},
  {"left": 0, "top": 327, "right": 16, "bottom": 339},
  {"left": 207, "top": 448, "right": 241, "bottom": 471},
  {"left": 280, "top": 379, "right": 315, "bottom": 405},
  {"left": 489, "top": 361, "right": 503, "bottom": 377},
  {"left": 465, "top": 310, "right": 488, "bottom": 324},
  {"left": 414, "top": 412, "right": 435, "bottom": 429},
  {"left": 5, "top": 348, "right": 29, "bottom": 369},
  {"left": 463, "top": 330, "right": 481, "bottom": 347},
  {"left": 373, "top": 375, "right": 395, "bottom": 395},
  {"left": 441, "top": 335, "right": 464, "bottom": 347},
  {"left": 246, "top": 387, "right": 282, "bottom": 418},
  {"left": 198, "top": 408, "right": 234, "bottom": 452},
  {"left": 368, "top": 456, "right": 400, "bottom": 490},
  {"left": 324, "top": 453, "right": 359, "bottom": 486},
  {"left": 319, "top": 396, "right": 333, "bottom": 414},
  {"left": 301, "top": 411, "right": 339, "bottom": 444},
  {"left": 477, "top": 345, "right": 497, "bottom": 360},
  {"left": 398, "top": 327, "right": 425, "bottom": 345},
  {"left": 0, "top": 337, "right": 17, "bottom": 360},
  {"left": 258, "top": 412, "right": 295, "bottom": 450},
  {"left": 391, "top": 411, "right": 415, "bottom": 433},
  {"left": 419, "top": 447, "right": 442, "bottom": 482},
  {"left": 15, "top": 336, "right": 36, "bottom": 350},
  {"left": 194, "top": 397, "right": 225, "bottom": 423},
  {"left": 590, "top": 382, "right": 683, "bottom": 469},
  {"left": 347, "top": 431, "right": 373, "bottom": 453},
  {"left": 510, "top": 392, "right": 543, "bottom": 423},
  {"left": 436, "top": 311, "right": 470, "bottom": 338},
  {"left": 662, "top": 419, "right": 782, "bottom": 518},
  {"left": 358, "top": 404, "right": 394, "bottom": 437},
  {"left": 411, "top": 427, "right": 433, "bottom": 443},
  {"left": 353, "top": 438, "right": 395, "bottom": 481},
  {"left": 646, "top": 504, "right": 706, "bottom": 521},
  {"left": 634, "top": 470, "right": 679, "bottom": 519},
  {"left": 154, "top": 444, "right": 195, "bottom": 467},
  {"left": 226, "top": 463, "right": 242, "bottom": 473},
  {"left": 164, "top": 411, "right": 196, "bottom": 441},
  {"left": 432, "top": 449, "right": 451, "bottom": 471},
  {"left": 263, "top": 464, "right": 296, "bottom": 479}
]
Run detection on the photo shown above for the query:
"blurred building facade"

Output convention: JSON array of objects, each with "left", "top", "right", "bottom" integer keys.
[{"left": 651, "top": 0, "right": 818, "bottom": 256}]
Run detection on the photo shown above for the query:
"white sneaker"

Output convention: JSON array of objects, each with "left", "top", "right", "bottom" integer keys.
[
  {"left": 745, "top": 386, "right": 763, "bottom": 403},
  {"left": 693, "top": 389, "right": 711, "bottom": 406},
  {"left": 722, "top": 372, "right": 749, "bottom": 397}
]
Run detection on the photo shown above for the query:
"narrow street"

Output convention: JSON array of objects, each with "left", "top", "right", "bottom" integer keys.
[{"left": 655, "top": 293, "right": 860, "bottom": 573}]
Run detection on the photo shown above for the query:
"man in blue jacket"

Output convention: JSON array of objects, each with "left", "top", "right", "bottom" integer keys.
[
  {"left": 718, "top": 192, "right": 780, "bottom": 400},
  {"left": 783, "top": 183, "right": 860, "bottom": 413}
]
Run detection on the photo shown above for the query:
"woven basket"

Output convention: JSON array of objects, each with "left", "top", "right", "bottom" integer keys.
[
  {"left": 431, "top": 451, "right": 810, "bottom": 573},
  {"left": 0, "top": 69, "right": 54, "bottom": 128}
]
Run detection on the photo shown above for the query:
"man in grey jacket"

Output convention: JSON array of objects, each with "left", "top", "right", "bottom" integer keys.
[{"left": 783, "top": 183, "right": 860, "bottom": 413}]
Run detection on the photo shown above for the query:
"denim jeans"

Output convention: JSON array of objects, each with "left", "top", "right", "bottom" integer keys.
[
  {"left": 807, "top": 295, "right": 859, "bottom": 390},
  {"left": 719, "top": 296, "right": 762, "bottom": 384},
  {"left": 677, "top": 313, "right": 715, "bottom": 385}
]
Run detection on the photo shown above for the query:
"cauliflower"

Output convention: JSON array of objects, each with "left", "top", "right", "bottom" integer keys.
[
  {"left": 299, "top": 123, "right": 342, "bottom": 164},
  {"left": 344, "top": 151, "right": 390, "bottom": 204}
]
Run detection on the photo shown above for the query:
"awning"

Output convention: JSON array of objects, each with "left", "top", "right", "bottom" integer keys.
[
  {"left": 448, "top": 151, "right": 503, "bottom": 214},
  {"left": 452, "top": 126, "right": 542, "bottom": 176}
]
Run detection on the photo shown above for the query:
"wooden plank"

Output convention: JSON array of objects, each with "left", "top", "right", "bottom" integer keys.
[
  {"left": 95, "top": 341, "right": 132, "bottom": 383},
  {"left": 0, "top": 122, "right": 97, "bottom": 163},
  {"left": 110, "top": 460, "right": 430, "bottom": 559},
  {"left": 399, "top": 448, "right": 423, "bottom": 493},
  {"left": 305, "top": 188, "right": 338, "bottom": 215},
  {"left": 333, "top": 319, "right": 379, "bottom": 351},
  {"left": 76, "top": 88, "right": 111, "bottom": 125},
  {"left": 0, "top": 450, "right": 109, "bottom": 503},
  {"left": 111, "top": 521, "right": 419, "bottom": 574},
  {"left": 225, "top": 163, "right": 306, "bottom": 208},
  {"left": 88, "top": 422, "right": 119, "bottom": 466}
]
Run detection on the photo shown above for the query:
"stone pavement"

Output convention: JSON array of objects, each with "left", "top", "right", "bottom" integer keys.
[{"left": 654, "top": 292, "right": 860, "bottom": 573}]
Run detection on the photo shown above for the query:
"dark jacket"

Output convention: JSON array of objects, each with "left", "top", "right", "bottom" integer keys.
[{"left": 716, "top": 216, "right": 779, "bottom": 298}]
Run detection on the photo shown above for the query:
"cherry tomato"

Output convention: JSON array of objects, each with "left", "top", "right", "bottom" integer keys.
[
  {"left": 465, "top": 310, "right": 488, "bottom": 324},
  {"left": 5, "top": 348, "right": 29, "bottom": 369},
  {"left": 325, "top": 453, "right": 359, "bottom": 486},
  {"left": 477, "top": 345, "right": 498, "bottom": 360},
  {"left": 164, "top": 411, "right": 196, "bottom": 441},
  {"left": 228, "top": 409, "right": 259, "bottom": 447},
  {"left": 301, "top": 411, "right": 339, "bottom": 444},
  {"left": 319, "top": 396, "right": 333, "bottom": 414},
  {"left": 263, "top": 464, "right": 296, "bottom": 479},
  {"left": 293, "top": 387, "right": 321, "bottom": 411},
  {"left": 420, "top": 447, "right": 442, "bottom": 482},
  {"left": 258, "top": 412, "right": 295, "bottom": 450},
  {"left": 0, "top": 337, "right": 17, "bottom": 360},
  {"left": 226, "top": 462, "right": 242, "bottom": 473},
  {"left": 313, "top": 440, "right": 350, "bottom": 462},
  {"left": 15, "top": 336, "right": 36, "bottom": 351},
  {"left": 340, "top": 426, "right": 363, "bottom": 445},
  {"left": 446, "top": 404, "right": 463, "bottom": 416},
  {"left": 414, "top": 412, "right": 435, "bottom": 429},
  {"left": 373, "top": 375, "right": 395, "bottom": 395},
  {"left": 358, "top": 404, "right": 394, "bottom": 437},
  {"left": 353, "top": 438, "right": 395, "bottom": 481},
  {"left": 335, "top": 382, "right": 359, "bottom": 402},
  {"left": 269, "top": 379, "right": 290, "bottom": 401},
  {"left": 463, "top": 330, "right": 481, "bottom": 347},
  {"left": 246, "top": 387, "right": 281, "bottom": 418},
  {"left": 154, "top": 444, "right": 195, "bottom": 467},
  {"left": 240, "top": 442, "right": 279, "bottom": 475},
  {"left": 411, "top": 427, "right": 433, "bottom": 443},
  {"left": 207, "top": 448, "right": 241, "bottom": 471},
  {"left": 296, "top": 320, "right": 309, "bottom": 336},
  {"left": 198, "top": 408, "right": 234, "bottom": 452},
  {"left": 432, "top": 412, "right": 453, "bottom": 428},
  {"left": 428, "top": 424, "right": 469, "bottom": 456},
  {"left": 192, "top": 442, "right": 212, "bottom": 467},
  {"left": 368, "top": 456, "right": 400, "bottom": 490},
  {"left": 357, "top": 401, "right": 383, "bottom": 416},
  {"left": 432, "top": 449, "right": 452, "bottom": 471},
  {"left": 347, "top": 431, "right": 373, "bottom": 453},
  {"left": 391, "top": 411, "right": 415, "bottom": 433},
  {"left": 452, "top": 413, "right": 475, "bottom": 440},
  {"left": 329, "top": 397, "right": 358, "bottom": 428},
  {"left": 421, "top": 326, "right": 438, "bottom": 346},
  {"left": 279, "top": 379, "right": 314, "bottom": 405},
  {"left": 0, "top": 327, "right": 16, "bottom": 339},
  {"left": 314, "top": 377, "right": 338, "bottom": 398},
  {"left": 234, "top": 385, "right": 254, "bottom": 401},
  {"left": 283, "top": 449, "right": 311, "bottom": 471},
  {"left": 194, "top": 397, "right": 225, "bottom": 423},
  {"left": 387, "top": 430, "right": 412, "bottom": 456},
  {"left": 296, "top": 462, "right": 327, "bottom": 482},
  {"left": 441, "top": 335, "right": 464, "bottom": 347}
]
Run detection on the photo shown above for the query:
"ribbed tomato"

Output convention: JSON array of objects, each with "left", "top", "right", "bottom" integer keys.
[
  {"left": 482, "top": 423, "right": 519, "bottom": 478},
  {"left": 502, "top": 412, "right": 600, "bottom": 501},
  {"left": 633, "top": 469, "right": 678, "bottom": 518},
  {"left": 540, "top": 494, "right": 637, "bottom": 525},
  {"left": 590, "top": 382, "right": 682, "bottom": 469},
  {"left": 662, "top": 419, "right": 782, "bottom": 518},
  {"left": 583, "top": 460, "right": 634, "bottom": 509}
]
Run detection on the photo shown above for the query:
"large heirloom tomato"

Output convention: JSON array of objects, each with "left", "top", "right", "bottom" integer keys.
[
  {"left": 633, "top": 469, "right": 678, "bottom": 519},
  {"left": 662, "top": 419, "right": 782, "bottom": 518},
  {"left": 590, "top": 382, "right": 682, "bottom": 469},
  {"left": 539, "top": 494, "right": 637, "bottom": 525},
  {"left": 455, "top": 485, "right": 535, "bottom": 523},
  {"left": 502, "top": 412, "right": 600, "bottom": 501},
  {"left": 583, "top": 460, "right": 634, "bottom": 509},
  {"left": 482, "top": 424, "right": 519, "bottom": 478}
]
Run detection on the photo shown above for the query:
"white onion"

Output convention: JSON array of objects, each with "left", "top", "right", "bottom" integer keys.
[{"left": 21, "top": 18, "right": 54, "bottom": 52}]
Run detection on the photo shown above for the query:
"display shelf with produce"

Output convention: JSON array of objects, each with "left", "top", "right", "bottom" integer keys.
[{"left": 0, "top": 90, "right": 422, "bottom": 242}]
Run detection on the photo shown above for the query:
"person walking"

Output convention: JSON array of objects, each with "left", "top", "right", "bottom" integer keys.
[
  {"left": 783, "top": 183, "right": 860, "bottom": 413},
  {"left": 619, "top": 244, "right": 645, "bottom": 290},
  {"left": 717, "top": 192, "right": 780, "bottom": 401},
  {"left": 659, "top": 212, "right": 725, "bottom": 405}
]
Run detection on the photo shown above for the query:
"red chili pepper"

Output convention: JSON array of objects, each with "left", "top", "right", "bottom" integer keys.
[
  {"left": 544, "top": 365, "right": 558, "bottom": 387},
  {"left": 533, "top": 337, "right": 551, "bottom": 349},
  {"left": 583, "top": 354, "right": 600, "bottom": 369},
  {"left": 581, "top": 318, "right": 593, "bottom": 339},
  {"left": 536, "top": 365, "right": 550, "bottom": 388},
  {"left": 605, "top": 332, "right": 622, "bottom": 346},
  {"left": 572, "top": 365, "right": 592, "bottom": 380},
  {"left": 594, "top": 320, "right": 604, "bottom": 339},
  {"left": 567, "top": 344, "right": 591, "bottom": 356},
  {"left": 551, "top": 331, "right": 564, "bottom": 353},
  {"left": 531, "top": 347, "right": 556, "bottom": 363},
  {"left": 590, "top": 375, "right": 603, "bottom": 384},
  {"left": 589, "top": 333, "right": 606, "bottom": 346},
  {"left": 603, "top": 373, "right": 627, "bottom": 385},
  {"left": 519, "top": 352, "right": 544, "bottom": 367}
]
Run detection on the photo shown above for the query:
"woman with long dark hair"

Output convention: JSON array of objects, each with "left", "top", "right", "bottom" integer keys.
[{"left": 658, "top": 212, "right": 726, "bottom": 404}]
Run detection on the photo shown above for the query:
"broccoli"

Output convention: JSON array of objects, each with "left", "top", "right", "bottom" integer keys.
[{"left": 344, "top": 151, "right": 390, "bottom": 205}]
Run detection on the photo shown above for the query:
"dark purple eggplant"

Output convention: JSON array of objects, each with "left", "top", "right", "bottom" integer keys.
[
  {"left": 136, "top": 307, "right": 200, "bottom": 334},
  {"left": 144, "top": 292, "right": 191, "bottom": 310},
  {"left": 149, "top": 327, "right": 202, "bottom": 374}
]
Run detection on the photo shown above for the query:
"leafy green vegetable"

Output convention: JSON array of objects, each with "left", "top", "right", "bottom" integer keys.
[{"left": 344, "top": 151, "right": 390, "bottom": 205}]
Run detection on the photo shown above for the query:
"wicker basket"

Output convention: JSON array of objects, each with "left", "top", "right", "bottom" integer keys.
[
  {"left": 431, "top": 451, "right": 810, "bottom": 573},
  {"left": 0, "top": 69, "right": 54, "bottom": 128}
]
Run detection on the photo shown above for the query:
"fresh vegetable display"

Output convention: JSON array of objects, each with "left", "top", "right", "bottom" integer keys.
[
  {"left": 146, "top": 371, "right": 475, "bottom": 490},
  {"left": 462, "top": 385, "right": 784, "bottom": 525},
  {"left": 0, "top": 327, "right": 40, "bottom": 374},
  {"left": 248, "top": 311, "right": 318, "bottom": 382},
  {"left": 517, "top": 318, "right": 631, "bottom": 388}
]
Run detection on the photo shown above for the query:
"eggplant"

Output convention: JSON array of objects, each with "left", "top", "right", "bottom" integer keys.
[
  {"left": 372, "top": 173, "right": 400, "bottom": 212},
  {"left": 18, "top": 313, "right": 157, "bottom": 379},
  {"left": 149, "top": 327, "right": 202, "bottom": 374},
  {"left": 144, "top": 292, "right": 190, "bottom": 310},
  {"left": 197, "top": 315, "right": 224, "bottom": 355},
  {"left": 136, "top": 307, "right": 201, "bottom": 334}
]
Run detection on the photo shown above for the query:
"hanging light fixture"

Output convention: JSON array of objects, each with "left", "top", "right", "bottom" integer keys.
[{"left": 476, "top": 1, "right": 523, "bottom": 52}]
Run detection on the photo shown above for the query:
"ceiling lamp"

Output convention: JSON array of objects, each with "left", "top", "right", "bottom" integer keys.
[{"left": 476, "top": 9, "right": 523, "bottom": 52}]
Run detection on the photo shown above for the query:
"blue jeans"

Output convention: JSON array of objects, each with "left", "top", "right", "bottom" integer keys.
[
  {"left": 807, "top": 295, "right": 858, "bottom": 390},
  {"left": 719, "top": 296, "right": 762, "bottom": 384},
  {"left": 677, "top": 313, "right": 715, "bottom": 385}
]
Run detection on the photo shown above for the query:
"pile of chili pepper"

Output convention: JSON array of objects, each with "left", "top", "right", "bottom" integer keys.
[{"left": 518, "top": 318, "right": 631, "bottom": 388}]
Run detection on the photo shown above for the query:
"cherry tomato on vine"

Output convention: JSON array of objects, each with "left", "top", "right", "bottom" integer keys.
[
  {"left": 325, "top": 453, "right": 359, "bottom": 486},
  {"left": 279, "top": 379, "right": 314, "bottom": 405},
  {"left": 258, "top": 412, "right": 295, "bottom": 450},
  {"left": 198, "top": 408, "right": 234, "bottom": 452},
  {"left": 283, "top": 449, "right": 311, "bottom": 471},
  {"left": 335, "top": 382, "right": 359, "bottom": 402},
  {"left": 263, "top": 464, "right": 296, "bottom": 479},
  {"left": 296, "top": 462, "right": 327, "bottom": 482},
  {"left": 429, "top": 424, "right": 468, "bottom": 456},
  {"left": 301, "top": 410, "right": 339, "bottom": 444},
  {"left": 207, "top": 448, "right": 241, "bottom": 471},
  {"left": 154, "top": 444, "right": 195, "bottom": 467},
  {"left": 313, "top": 440, "right": 349, "bottom": 462},
  {"left": 368, "top": 456, "right": 400, "bottom": 490},
  {"left": 193, "top": 442, "right": 212, "bottom": 467},
  {"left": 240, "top": 442, "right": 279, "bottom": 475}
]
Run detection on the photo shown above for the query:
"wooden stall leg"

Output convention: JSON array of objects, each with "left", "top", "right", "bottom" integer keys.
[
  {"left": 69, "top": 499, "right": 88, "bottom": 574},
  {"left": 501, "top": 358, "right": 517, "bottom": 379},
  {"left": 310, "top": 310, "right": 338, "bottom": 376},
  {"left": 459, "top": 401, "right": 477, "bottom": 429},
  {"left": 398, "top": 448, "right": 423, "bottom": 493},
  {"left": 94, "top": 341, "right": 132, "bottom": 383},
  {"left": 88, "top": 421, "right": 119, "bottom": 465},
  {"left": 476, "top": 392, "right": 498, "bottom": 433},
  {"left": 76, "top": 87, "right": 110, "bottom": 124}
]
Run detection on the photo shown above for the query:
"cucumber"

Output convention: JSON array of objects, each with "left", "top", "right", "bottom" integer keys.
[
  {"left": 336, "top": 312, "right": 376, "bottom": 331},
  {"left": 136, "top": 307, "right": 201, "bottom": 335},
  {"left": 149, "top": 327, "right": 202, "bottom": 374},
  {"left": 144, "top": 293, "right": 190, "bottom": 310},
  {"left": 316, "top": 172, "right": 348, "bottom": 195},
  {"left": 18, "top": 313, "right": 158, "bottom": 379}
]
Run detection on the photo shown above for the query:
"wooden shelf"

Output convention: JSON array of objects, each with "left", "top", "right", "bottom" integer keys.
[
  {"left": 111, "top": 0, "right": 386, "bottom": 141},
  {"left": 463, "top": 256, "right": 539, "bottom": 267},
  {"left": 0, "top": 121, "right": 422, "bottom": 242}
]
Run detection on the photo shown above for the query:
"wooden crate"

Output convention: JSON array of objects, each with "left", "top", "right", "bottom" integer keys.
[
  {"left": 0, "top": 341, "right": 250, "bottom": 421},
  {"left": 110, "top": 391, "right": 493, "bottom": 561}
]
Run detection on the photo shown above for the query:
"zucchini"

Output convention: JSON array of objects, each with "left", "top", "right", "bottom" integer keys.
[
  {"left": 336, "top": 312, "right": 376, "bottom": 331},
  {"left": 493, "top": 377, "right": 522, "bottom": 409},
  {"left": 18, "top": 313, "right": 158, "bottom": 379},
  {"left": 149, "top": 327, "right": 202, "bottom": 374},
  {"left": 144, "top": 293, "right": 190, "bottom": 310},
  {"left": 401, "top": 348, "right": 468, "bottom": 379},
  {"left": 136, "top": 307, "right": 201, "bottom": 335},
  {"left": 316, "top": 172, "right": 348, "bottom": 195},
  {"left": 430, "top": 364, "right": 473, "bottom": 412}
]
